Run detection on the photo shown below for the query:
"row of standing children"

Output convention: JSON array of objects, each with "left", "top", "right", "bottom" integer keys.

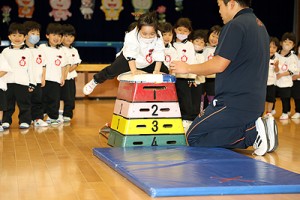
[
  {"left": 83, "top": 11, "right": 222, "bottom": 132},
  {"left": 154, "top": 19, "right": 222, "bottom": 132},
  {"left": 0, "top": 21, "right": 81, "bottom": 132},
  {"left": 265, "top": 33, "right": 300, "bottom": 120}
]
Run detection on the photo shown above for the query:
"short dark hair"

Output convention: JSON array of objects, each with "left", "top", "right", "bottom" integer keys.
[
  {"left": 46, "top": 23, "right": 63, "bottom": 35},
  {"left": 270, "top": 36, "right": 280, "bottom": 49},
  {"left": 281, "top": 32, "right": 296, "bottom": 45},
  {"left": 158, "top": 22, "right": 173, "bottom": 34},
  {"left": 189, "top": 29, "right": 208, "bottom": 43},
  {"left": 127, "top": 22, "right": 137, "bottom": 32},
  {"left": 136, "top": 11, "right": 159, "bottom": 36},
  {"left": 62, "top": 24, "right": 76, "bottom": 37},
  {"left": 8, "top": 22, "right": 26, "bottom": 35},
  {"left": 207, "top": 25, "right": 222, "bottom": 41},
  {"left": 174, "top": 18, "right": 193, "bottom": 32},
  {"left": 222, "top": 0, "right": 252, "bottom": 7},
  {"left": 23, "top": 21, "right": 41, "bottom": 34}
]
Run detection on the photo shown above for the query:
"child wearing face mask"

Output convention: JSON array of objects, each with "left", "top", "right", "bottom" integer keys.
[
  {"left": 189, "top": 29, "right": 208, "bottom": 116},
  {"left": 275, "top": 32, "right": 298, "bottom": 120},
  {"left": 23, "top": 20, "right": 48, "bottom": 127},
  {"left": 172, "top": 17, "right": 197, "bottom": 132},
  {"left": 290, "top": 42, "right": 300, "bottom": 119},
  {"left": 202, "top": 25, "right": 222, "bottom": 109},
  {"left": 1, "top": 22, "right": 36, "bottom": 130},
  {"left": 83, "top": 11, "right": 168, "bottom": 95}
]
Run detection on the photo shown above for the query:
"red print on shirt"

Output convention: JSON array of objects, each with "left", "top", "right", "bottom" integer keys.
[
  {"left": 181, "top": 49, "right": 187, "bottom": 62},
  {"left": 55, "top": 55, "right": 62, "bottom": 66},
  {"left": 208, "top": 53, "right": 214, "bottom": 60},
  {"left": 165, "top": 55, "right": 171, "bottom": 62},
  {"left": 19, "top": 56, "right": 26, "bottom": 66},
  {"left": 281, "top": 62, "right": 288, "bottom": 71},
  {"left": 36, "top": 55, "right": 42, "bottom": 64},
  {"left": 146, "top": 49, "right": 154, "bottom": 63}
]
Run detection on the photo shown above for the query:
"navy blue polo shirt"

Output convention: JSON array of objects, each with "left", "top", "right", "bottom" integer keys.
[{"left": 214, "top": 8, "right": 269, "bottom": 112}]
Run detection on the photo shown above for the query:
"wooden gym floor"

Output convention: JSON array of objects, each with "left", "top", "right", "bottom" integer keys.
[{"left": 0, "top": 99, "right": 299, "bottom": 200}]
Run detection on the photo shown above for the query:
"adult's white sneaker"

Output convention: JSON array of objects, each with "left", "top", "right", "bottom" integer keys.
[
  {"left": 253, "top": 117, "right": 270, "bottom": 156},
  {"left": 264, "top": 115, "right": 278, "bottom": 152}
]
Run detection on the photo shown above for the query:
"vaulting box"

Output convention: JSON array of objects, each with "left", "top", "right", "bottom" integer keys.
[
  {"left": 117, "top": 82, "right": 178, "bottom": 102},
  {"left": 110, "top": 114, "right": 184, "bottom": 135}
]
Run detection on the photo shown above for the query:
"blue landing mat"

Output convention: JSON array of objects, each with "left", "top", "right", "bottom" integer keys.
[{"left": 93, "top": 146, "right": 300, "bottom": 197}]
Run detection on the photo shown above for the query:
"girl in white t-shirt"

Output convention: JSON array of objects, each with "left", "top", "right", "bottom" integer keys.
[
  {"left": 264, "top": 37, "right": 280, "bottom": 116},
  {"left": 172, "top": 17, "right": 197, "bottom": 132},
  {"left": 202, "top": 25, "right": 221, "bottom": 108},
  {"left": 83, "top": 12, "right": 168, "bottom": 95},
  {"left": 158, "top": 21, "right": 178, "bottom": 69},
  {"left": 275, "top": 32, "right": 298, "bottom": 120},
  {"left": 190, "top": 29, "right": 208, "bottom": 116}
]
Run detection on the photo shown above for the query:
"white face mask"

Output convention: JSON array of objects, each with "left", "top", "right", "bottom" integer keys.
[
  {"left": 176, "top": 33, "right": 188, "bottom": 41},
  {"left": 139, "top": 35, "right": 156, "bottom": 44},
  {"left": 282, "top": 44, "right": 293, "bottom": 52},
  {"left": 194, "top": 44, "right": 203, "bottom": 51}
]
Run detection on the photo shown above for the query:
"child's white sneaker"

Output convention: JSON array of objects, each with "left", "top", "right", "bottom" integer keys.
[
  {"left": 0, "top": 125, "right": 4, "bottom": 132},
  {"left": 19, "top": 123, "right": 30, "bottom": 129},
  {"left": 291, "top": 112, "right": 300, "bottom": 119},
  {"left": 63, "top": 116, "right": 71, "bottom": 122},
  {"left": 263, "top": 112, "right": 273, "bottom": 118},
  {"left": 58, "top": 114, "right": 64, "bottom": 123},
  {"left": 253, "top": 117, "right": 269, "bottom": 156},
  {"left": 46, "top": 117, "right": 61, "bottom": 125},
  {"left": 271, "top": 109, "right": 276, "bottom": 115},
  {"left": 182, "top": 120, "right": 193, "bottom": 133},
  {"left": 2, "top": 122, "right": 10, "bottom": 129},
  {"left": 279, "top": 113, "right": 289, "bottom": 120},
  {"left": 83, "top": 79, "right": 98, "bottom": 95},
  {"left": 34, "top": 119, "right": 48, "bottom": 127}
]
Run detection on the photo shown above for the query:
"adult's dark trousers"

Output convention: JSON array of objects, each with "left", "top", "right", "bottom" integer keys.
[
  {"left": 3, "top": 83, "right": 31, "bottom": 125},
  {"left": 93, "top": 53, "right": 169, "bottom": 84},
  {"left": 43, "top": 81, "right": 61, "bottom": 119},
  {"left": 60, "top": 79, "right": 76, "bottom": 118},
  {"left": 186, "top": 99, "right": 261, "bottom": 149},
  {"left": 31, "top": 83, "right": 44, "bottom": 120}
]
